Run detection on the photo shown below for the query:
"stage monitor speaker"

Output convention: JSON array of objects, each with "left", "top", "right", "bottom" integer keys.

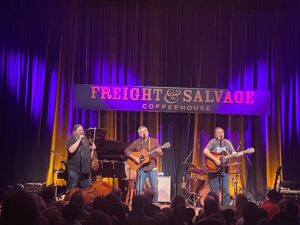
[{"left": 158, "top": 176, "right": 171, "bottom": 203}]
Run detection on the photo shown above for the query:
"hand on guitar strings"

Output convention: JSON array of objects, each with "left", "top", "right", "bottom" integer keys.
[
  {"left": 232, "top": 152, "right": 239, "bottom": 157},
  {"left": 214, "top": 158, "right": 221, "bottom": 166},
  {"left": 133, "top": 156, "right": 140, "bottom": 164}
]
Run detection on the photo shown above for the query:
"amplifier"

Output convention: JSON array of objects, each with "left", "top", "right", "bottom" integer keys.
[{"left": 158, "top": 176, "right": 171, "bottom": 203}]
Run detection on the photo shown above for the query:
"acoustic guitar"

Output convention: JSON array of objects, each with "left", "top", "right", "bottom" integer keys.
[
  {"left": 127, "top": 142, "right": 170, "bottom": 171},
  {"left": 205, "top": 147, "right": 255, "bottom": 172}
]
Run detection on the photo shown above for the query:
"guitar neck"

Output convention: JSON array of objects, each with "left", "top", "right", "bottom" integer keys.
[
  {"left": 224, "top": 150, "right": 246, "bottom": 160},
  {"left": 147, "top": 147, "right": 160, "bottom": 156}
]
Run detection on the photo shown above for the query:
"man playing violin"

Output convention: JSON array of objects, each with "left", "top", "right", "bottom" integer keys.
[
  {"left": 125, "top": 125, "right": 163, "bottom": 203},
  {"left": 203, "top": 127, "right": 238, "bottom": 205},
  {"left": 66, "top": 124, "right": 96, "bottom": 190}
]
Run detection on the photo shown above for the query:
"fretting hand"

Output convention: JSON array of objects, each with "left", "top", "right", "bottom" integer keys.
[
  {"left": 155, "top": 148, "right": 162, "bottom": 154},
  {"left": 232, "top": 152, "right": 239, "bottom": 157}
]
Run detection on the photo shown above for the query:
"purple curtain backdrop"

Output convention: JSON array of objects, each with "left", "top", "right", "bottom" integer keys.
[{"left": 0, "top": 0, "right": 299, "bottom": 199}]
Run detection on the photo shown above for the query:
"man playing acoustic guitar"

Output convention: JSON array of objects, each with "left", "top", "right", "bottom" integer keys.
[
  {"left": 203, "top": 127, "right": 238, "bottom": 205},
  {"left": 125, "top": 125, "right": 163, "bottom": 203}
]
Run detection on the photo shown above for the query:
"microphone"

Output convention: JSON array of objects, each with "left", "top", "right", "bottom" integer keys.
[
  {"left": 80, "top": 135, "right": 86, "bottom": 144},
  {"left": 237, "top": 139, "right": 243, "bottom": 151},
  {"left": 219, "top": 136, "right": 223, "bottom": 146},
  {"left": 141, "top": 134, "right": 146, "bottom": 146}
]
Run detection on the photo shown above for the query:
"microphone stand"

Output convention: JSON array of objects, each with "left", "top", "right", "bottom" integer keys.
[
  {"left": 183, "top": 148, "right": 195, "bottom": 206},
  {"left": 184, "top": 147, "right": 195, "bottom": 164},
  {"left": 220, "top": 139, "right": 225, "bottom": 205},
  {"left": 137, "top": 136, "right": 144, "bottom": 195},
  {"left": 52, "top": 150, "right": 57, "bottom": 198},
  {"left": 183, "top": 139, "right": 199, "bottom": 179},
  {"left": 183, "top": 148, "right": 196, "bottom": 202},
  {"left": 184, "top": 147, "right": 195, "bottom": 185},
  {"left": 52, "top": 150, "right": 56, "bottom": 188},
  {"left": 79, "top": 137, "right": 85, "bottom": 189},
  {"left": 79, "top": 151, "right": 82, "bottom": 189},
  {"left": 231, "top": 141, "right": 242, "bottom": 203},
  {"left": 245, "top": 152, "right": 252, "bottom": 195}
]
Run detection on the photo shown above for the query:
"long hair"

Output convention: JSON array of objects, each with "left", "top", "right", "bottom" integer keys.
[{"left": 73, "top": 124, "right": 82, "bottom": 132}]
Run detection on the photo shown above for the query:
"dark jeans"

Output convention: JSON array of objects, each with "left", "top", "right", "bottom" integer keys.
[{"left": 67, "top": 170, "right": 91, "bottom": 190}]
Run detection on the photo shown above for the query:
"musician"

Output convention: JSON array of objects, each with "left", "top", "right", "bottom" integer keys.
[
  {"left": 203, "top": 127, "right": 238, "bottom": 205},
  {"left": 66, "top": 124, "right": 96, "bottom": 190},
  {"left": 124, "top": 125, "right": 163, "bottom": 203}
]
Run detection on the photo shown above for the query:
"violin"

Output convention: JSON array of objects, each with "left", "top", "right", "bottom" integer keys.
[{"left": 89, "top": 128, "right": 99, "bottom": 172}]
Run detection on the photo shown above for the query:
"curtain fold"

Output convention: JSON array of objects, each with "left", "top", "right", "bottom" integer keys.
[{"left": 1, "top": 0, "right": 299, "bottom": 200}]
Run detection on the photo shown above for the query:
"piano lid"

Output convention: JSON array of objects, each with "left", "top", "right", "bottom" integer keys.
[
  {"left": 85, "top": 128, "right": 107, "bottom": 146},
  {"left": 85, "top": 128, "right": 129, "bottom": 161}
]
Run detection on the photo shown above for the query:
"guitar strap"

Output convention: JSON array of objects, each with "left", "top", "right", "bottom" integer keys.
[
  {"left": 148, "top": 137, "right": 151, "bottom": 151},
  {"left": 148, "top": 137, "right": 158, "bottom": 170}
]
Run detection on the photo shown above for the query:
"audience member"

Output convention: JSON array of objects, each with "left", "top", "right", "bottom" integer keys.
[
  {"left": 1, "top": 190, "right": 41, "bottom": 225},
  {"left": 85, "top": 210, "right": 111, "bottom": 225},
  {"left": 260, "top": 189, "right": 280, "bottom": 219}
]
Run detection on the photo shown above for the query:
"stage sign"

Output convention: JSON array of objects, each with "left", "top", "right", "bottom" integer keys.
[{"left": 73, "top": 84, "right": 270, "bottom": 116}]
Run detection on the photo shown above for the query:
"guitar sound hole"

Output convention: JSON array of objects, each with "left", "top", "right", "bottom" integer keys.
[{"left": 140, "top": 155, "right": 144, "bottom": 161}]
